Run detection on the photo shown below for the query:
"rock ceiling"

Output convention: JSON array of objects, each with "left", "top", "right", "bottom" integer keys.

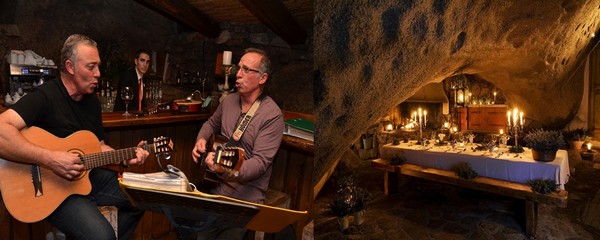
[{"left": 314, "top": 0, "right": 600, "bottom": 191}]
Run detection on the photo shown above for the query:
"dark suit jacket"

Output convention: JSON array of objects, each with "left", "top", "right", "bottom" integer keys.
[{"left": 113, "top": 68, "right": 145, "bottom": 112}]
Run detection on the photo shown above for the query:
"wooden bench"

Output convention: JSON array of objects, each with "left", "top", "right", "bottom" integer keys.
[{"left": 370, "top": 158, "right": 568, "bottom": 237}]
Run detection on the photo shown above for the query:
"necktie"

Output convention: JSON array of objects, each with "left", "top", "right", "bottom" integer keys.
[{"left": 138, "top": 78, "right": 143, "bottom": 111}]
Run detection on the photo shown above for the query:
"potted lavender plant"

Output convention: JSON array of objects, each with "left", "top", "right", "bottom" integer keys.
[{"left": 523, "top": 129, "right": 564, "bottom": 162}]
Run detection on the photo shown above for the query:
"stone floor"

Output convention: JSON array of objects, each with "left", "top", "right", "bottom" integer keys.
[{"left": 313, "top": 149, "right": 600, "bottom": 240}]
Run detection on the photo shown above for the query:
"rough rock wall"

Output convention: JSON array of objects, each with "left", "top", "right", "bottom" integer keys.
[
  {"left": 314, "top": 0, "right": 600, "bottom": 186},
  {"left": 0, "top": 0, "right": 173, "bottom": 65}
]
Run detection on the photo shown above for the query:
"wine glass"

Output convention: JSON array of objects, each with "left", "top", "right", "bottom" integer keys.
[
  {"left": 490, "top": 135, "right": 498, "bottom": 146},
  {"left": 430, "top": 131, "right": 437, "bottom": 146},
  {"left": 458, "top": 133, "right": 466, "bottom": 147},
  {"left": 486, "top": 135, "right": 498, "bottom": 153},
  {"left": 121, "top": 86, "right": 133, "bottom": 116}
]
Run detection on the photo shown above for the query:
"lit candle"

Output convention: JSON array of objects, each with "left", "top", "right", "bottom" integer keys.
[
  {"left": 512, "top": 108, "right": 518, "bottom": 127},
  {"left": 418, "top": 108, "right": 422, "bottom": 123},
  {"left": 500, "top": 129, "right": 504, "bottom": 135},
  {"left": 423, "top": 110, "right": 427, "bottom": 124},
  {"left": 519, "top": 111, "right": 523, "bottom": 126},
  {"left": 444, "top": 122, "right": 449, "bottom": 129},
  {"left": 507, "top": 111, "right": 511, "bottom": 126},
  {"left": 222, "top": 51, "right": 232, "bottom": 65},
  {"left": 587, "top": 143, "right": 592, "bottom": 151},
  {"left": 493, "top": 91, "right": 497, "bottom": 102}
]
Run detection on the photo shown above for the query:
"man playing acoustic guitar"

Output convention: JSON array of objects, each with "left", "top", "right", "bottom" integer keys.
[
  {"left": 0, "top": 34, "right": 149, "bottom": 239},
  {"left": 192, "top": 48, "right": 284, "bottom": 239}
]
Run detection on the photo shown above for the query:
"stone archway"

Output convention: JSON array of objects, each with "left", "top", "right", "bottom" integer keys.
[{"left": 314, "top": 0, "right": 600, "bottom": 194}]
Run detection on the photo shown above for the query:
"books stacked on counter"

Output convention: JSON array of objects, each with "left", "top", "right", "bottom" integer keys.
[{"left": 283, "top": 118, "right": 314, "bottom": 142}]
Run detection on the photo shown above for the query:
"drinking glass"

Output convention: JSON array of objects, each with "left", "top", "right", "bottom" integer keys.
[
  {"left": 490, "top": 135, "right": 498, "bottom": 146},
  {"left": 121, "top": 86, "right": 133, "bottom": 116},
  {"left": 468, "top": 134, "right": 475, "bottom": 145},
  {"left": 430, "top": 132, "right": 437, "bottom": 146},
  {"left": 438, "top": 133, "right": 446, "bottom": 143}
]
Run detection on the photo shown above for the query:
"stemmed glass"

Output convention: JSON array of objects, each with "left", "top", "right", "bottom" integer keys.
[
  {"left": 430, "top": 132, "right": 437, "bottom": 147},
  {"left": 438, "top": 133, "right": 446, "bottom": 144},
  {"left": 486, "top": 135, "right": 498, "bottom": 154},
  {"left": 458, "top": 133, "right": 466, "bottom": 147},
  {"left": 490, "top": 135, "right": 498, "bottom": 146},
  {"left": 121, "top": 86, "right": 133, "bottom": 116}
]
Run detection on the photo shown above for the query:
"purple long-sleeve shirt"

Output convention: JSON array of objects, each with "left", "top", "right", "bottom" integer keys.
[{"left": 197, "top": 92, "right": 284, "bottom": 203}]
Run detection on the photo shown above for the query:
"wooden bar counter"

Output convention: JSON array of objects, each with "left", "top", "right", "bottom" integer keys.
[{"left": 0, "top": 105, "right": 313, "bottom": 240}]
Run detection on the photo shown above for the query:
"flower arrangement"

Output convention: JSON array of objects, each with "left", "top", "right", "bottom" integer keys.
[
  {"left": 523, "top": 129, "right": 564, "bottom": 151},
  {"left": 330, "top": 177, "right": 370, "bottom": 217},
  {"left": 529, "top": 179, "right": 560, "bottom": 194},
  {"left": 388, "top": 153, "right": 407, "bottom": 165},
  {"left": 452, "top": 162, "right": 479, "bottom": 180},
  {"left": 562, "top": 128, "right": 591, "bottom": 142}
]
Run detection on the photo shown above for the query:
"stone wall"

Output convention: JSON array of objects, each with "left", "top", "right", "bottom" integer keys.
[{"left": 314, "top": 0, "right": 600, "bottom": 187}]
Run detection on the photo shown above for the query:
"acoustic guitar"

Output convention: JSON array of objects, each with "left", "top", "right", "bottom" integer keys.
[
  {"left": 0, "top": 126, "right": 173, "bottom": 223},
  {"left": 199, "top": 138, "right": 245, "bottom": 191}
]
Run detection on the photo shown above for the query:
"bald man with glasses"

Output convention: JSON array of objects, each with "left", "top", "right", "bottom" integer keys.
[{"left": 191, "top": 48, "right": 284, "bottom": 239}]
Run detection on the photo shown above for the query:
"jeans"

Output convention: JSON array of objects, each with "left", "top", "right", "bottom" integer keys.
[{"left": 46, "top": 168, "right": 144, "bottom": 240}]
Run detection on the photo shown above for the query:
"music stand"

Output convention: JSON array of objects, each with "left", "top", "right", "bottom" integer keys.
[{"left": 123, "top": 186, "right": 259, "bottom": 239}]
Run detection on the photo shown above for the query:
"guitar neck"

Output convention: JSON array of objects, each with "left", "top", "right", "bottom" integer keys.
[{"left": 82, "top": 144, "right": 154, "bottom": 170}]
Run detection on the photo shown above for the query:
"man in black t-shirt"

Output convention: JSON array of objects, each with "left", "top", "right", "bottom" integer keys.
[{"left": 0, "top": 34, "right": 149, "bottom": 239}]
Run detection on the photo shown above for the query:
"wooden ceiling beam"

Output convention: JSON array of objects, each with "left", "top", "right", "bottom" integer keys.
[
  {"left": 238, "top": 0, "right": 307, "bottom": 45},
  {"left": 135, "top": 0, "right": 220, "bottom": 38}
]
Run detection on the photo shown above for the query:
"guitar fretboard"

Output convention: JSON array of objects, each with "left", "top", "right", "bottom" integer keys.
[{"left": 81, "top": 145, "right": 153, "bottom": 169}]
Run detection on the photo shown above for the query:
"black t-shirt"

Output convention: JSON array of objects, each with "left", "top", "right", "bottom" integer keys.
[{"left": 12, "top": 78, "right": 104, "bottom": 141}]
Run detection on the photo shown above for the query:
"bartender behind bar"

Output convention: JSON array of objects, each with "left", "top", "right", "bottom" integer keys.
[{"left": 114, "top": 48, "right": 151, "bottom": 112}]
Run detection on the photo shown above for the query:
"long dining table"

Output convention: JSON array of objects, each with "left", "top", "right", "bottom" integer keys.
[{"left": 380, "top": 141, "right": 570, "bottom": 190}]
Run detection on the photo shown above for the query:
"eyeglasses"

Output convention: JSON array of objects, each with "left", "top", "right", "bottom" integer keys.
[{"left": 234, "top": 65, "right": 261, "bottom": 75}]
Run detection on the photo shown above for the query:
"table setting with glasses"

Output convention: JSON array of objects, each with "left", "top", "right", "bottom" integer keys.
[{"left": 381, "top": 136, "right": 570, "bottom": 190}]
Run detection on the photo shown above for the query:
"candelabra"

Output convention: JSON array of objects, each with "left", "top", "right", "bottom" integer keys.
[
  {"left": 411, "top": 108, "right": 428, "bottom": 145},
  {"left": 507, "top": 108, "right": 524, "bottom": 152},
  {"left": 417, "top": 121, "right": 427, "bottom": 143}
]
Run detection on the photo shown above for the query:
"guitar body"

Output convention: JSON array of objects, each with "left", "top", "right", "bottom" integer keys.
[
  {"left": 198, "top": 135, "right": 245, "bottom": 192},
  {"left": 0, "top": 127, "right": 100, "bottom": 223}
]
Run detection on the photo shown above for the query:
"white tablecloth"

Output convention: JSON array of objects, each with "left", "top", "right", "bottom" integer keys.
[{"left": 381, "top": 142, "right": 570, "bottom": 190}]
